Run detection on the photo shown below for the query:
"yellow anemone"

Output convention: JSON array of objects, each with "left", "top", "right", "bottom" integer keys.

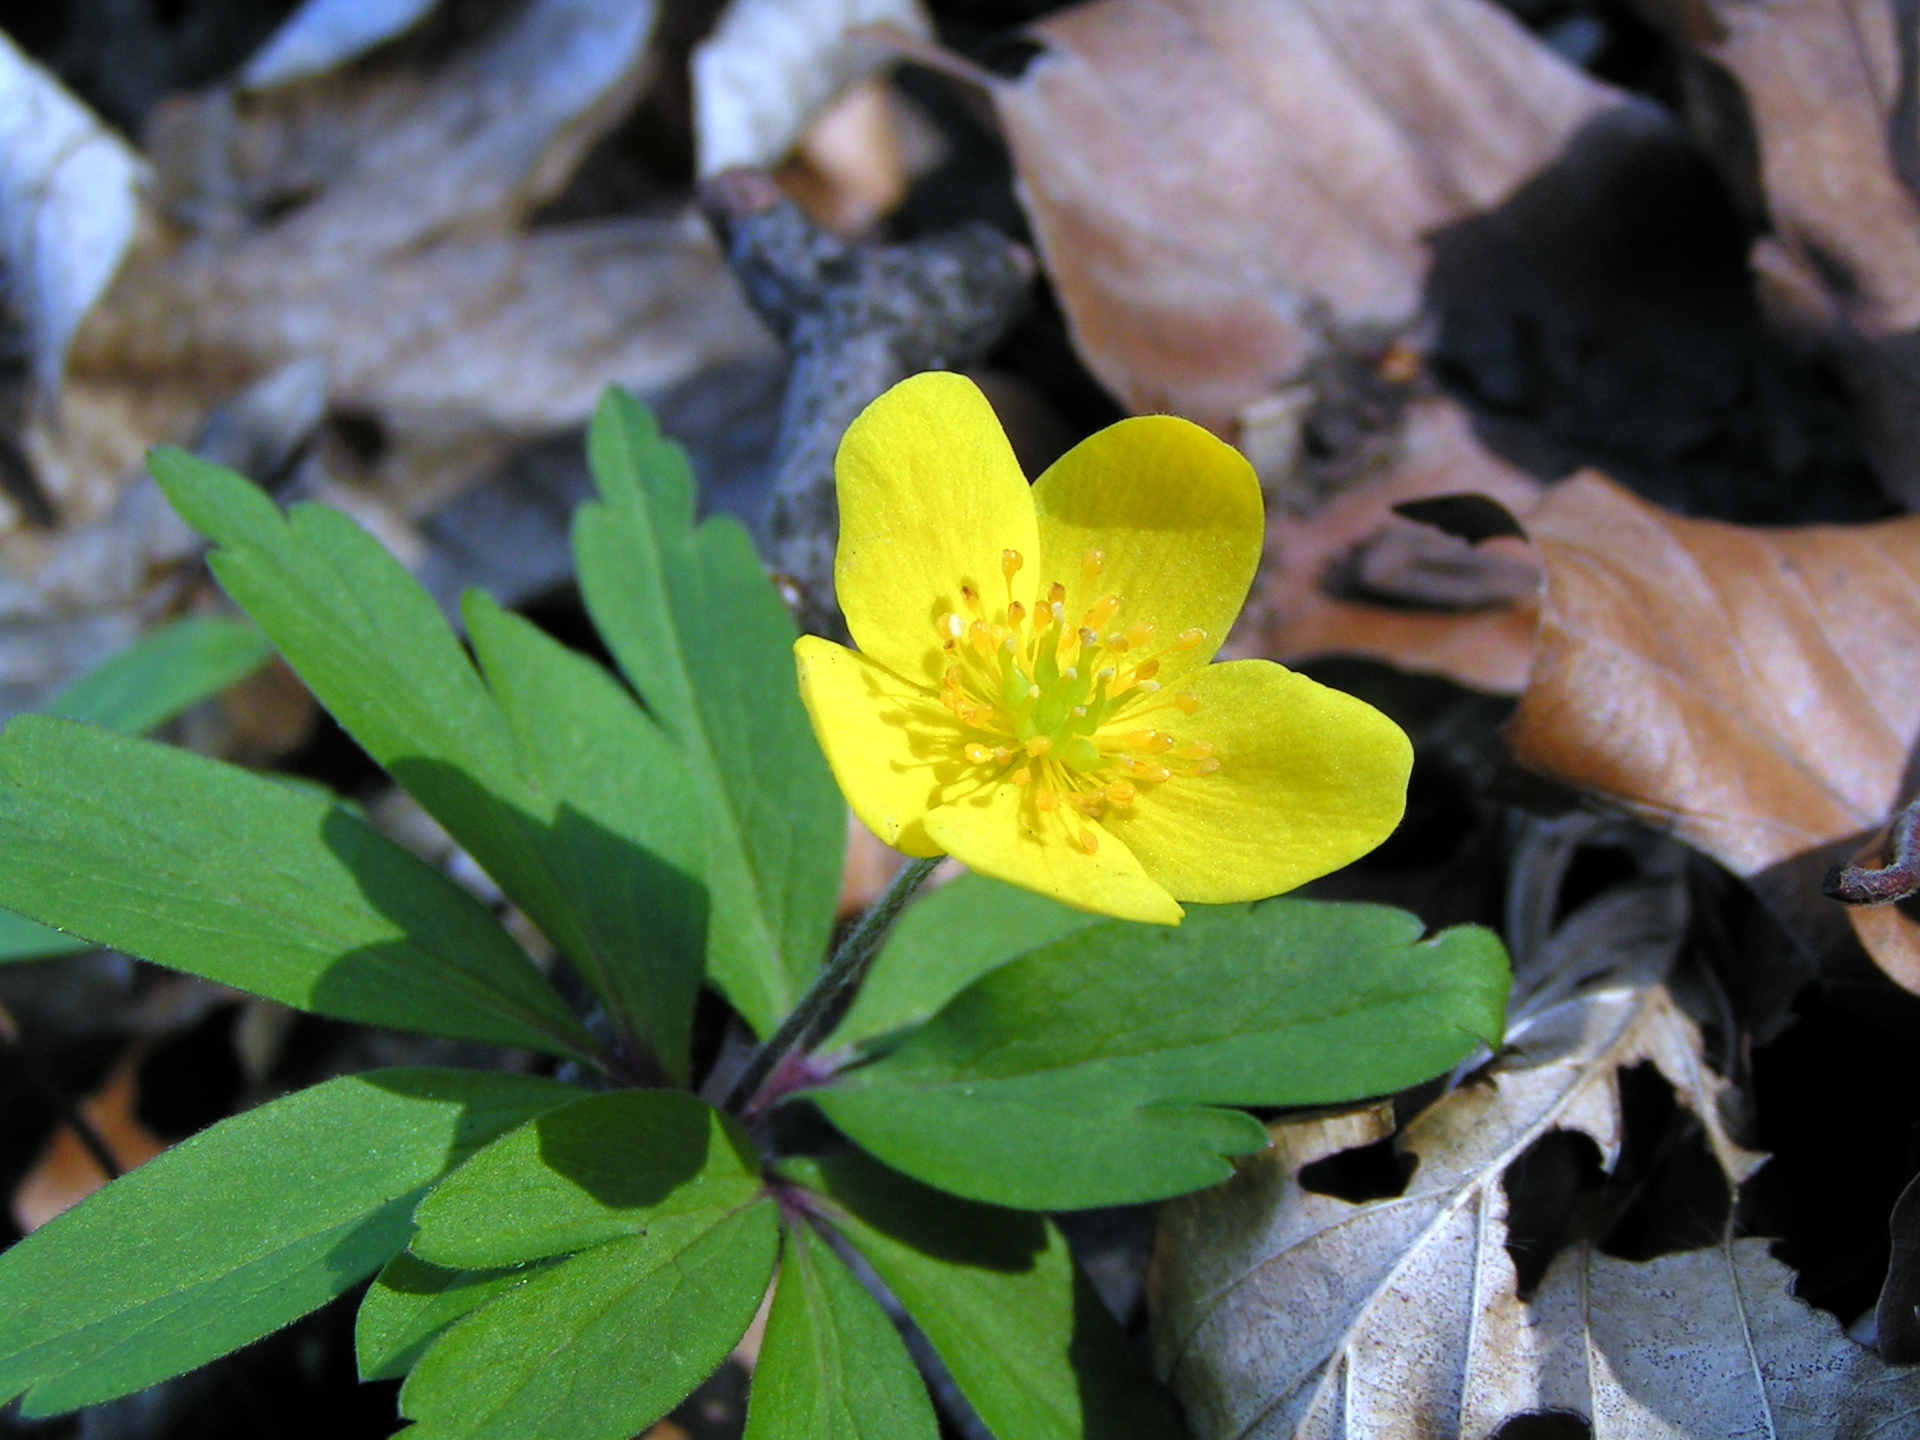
[{"left": 794, "top": 372, "right": 1412, "bottom": 925}]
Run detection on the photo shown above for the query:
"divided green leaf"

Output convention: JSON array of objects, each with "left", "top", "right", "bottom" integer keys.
[
  {"left": 44, "top": 614, "right": 272, "bottom": 736},
  {"left": 412, "top": 1090, "right": 764, "bottom": 1269},
  {"left": 0, "top": 1069, "right": 580, "bottom": 1414},
  {"left": 398, "top": 1202, "right": 780, "bottom": 1440},
  {"left": 575, "top": 387, "right": 844, "bottom": 1038},
  {"left": 149, "top": 445, "right": 707, "bottom": 1081},
  {"left": 784, "top": 1154, "right": 1182, "bottom": 1440},
  {"left": 0, "top": 717, "right": 600, "bottom": 1061},
  {"left": 815, "top": 900, "right": 1511, "bottom": 1208},
  {"left": 743, "top": 1221, "right": 938, "bottom": 1440},
  {"left": 356, "top": 1253, "right": 555, "bottom": 1383}
]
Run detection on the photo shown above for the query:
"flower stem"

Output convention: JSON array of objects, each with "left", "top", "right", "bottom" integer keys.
[{"left": 724, "top": 856, "right": 941, "bottom": 1117}]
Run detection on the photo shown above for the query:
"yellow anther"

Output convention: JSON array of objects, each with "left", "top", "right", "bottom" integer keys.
[
  {"left": 1048, "top": 581, "right": 1067, "bottom": 607},
  {"left": 1125, "top": 730, "right": 1174, "bottom": 753},
  {"left": 1132, "top": 658, "right": 1160, "bottom": 683},
  {"left": 1175, "top": 627, "right": 1206, "bottom": 651},
  {"left": 993, "top": 746, "right": 1013, "bottom": 765},
  {"left": 969, "top": 621, "right": 996, "bottom": 656},
  {"left": 961, "top": 585, "right": 983, "bottom": 617},
  {"left": 1002, "top": 549, "right": 1024, "bottom": 579},
  {"left": 965, "top": 743, "right": 993, "bottom": 763},
  {"left": 1176, "top": 741, "right": 1215, "bottom": 759},
  {"left": 1078, "top": 627, "right": 1100, "bottom": 649},
  {"left": 1078, "top": 829, "right": 1100, "bottom": 854},
  {"left": 1140, "top": 764, "right": 1173, "bottom": 784},
  {"left": 1175, "top": 691, "right": 1200, "bottom": 715},
  {"left": 1136, "top": 680, "right": 1161, "bottom": 694},
  {"left": 1105, "top": 781, "right": 1136, "bottom": 806},
  {"left": 1082, "top": 549, "right": 1106, "bottom": 583},
  {"left": 1106, "top": 634, "right": 1129, "bottom": 653},
  {"left": 1036, "top": 790, "right": 1058, "bottom": 813},
  {"left": 1083, "top": 594, "right": 1121, "bottom": 629},
  {"left": 1193, "top": 757, "right": 1222, "bottom": 776},
  {"left": 1126, "top": 623, "right": 1155, "bottom": 649},
  {"left": 1096, "top": 667, "right": 1117, "bottom": 683},
  {"left": 1006, "top": 600, "right": 1026, "bottom": 628},
  {"left": 940, "top": 612, "right": 965, "bottom": 641},
  {"left": 1012, "top": 767, "right": 1032, "bottom": 786},
  {"left": 1026, "top": 736, "right": 1053, "bottom": 757}
]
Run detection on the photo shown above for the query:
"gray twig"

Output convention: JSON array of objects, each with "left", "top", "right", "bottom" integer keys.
[{"left": 700, "top": 169, "right": 1035, "bottom": 631}]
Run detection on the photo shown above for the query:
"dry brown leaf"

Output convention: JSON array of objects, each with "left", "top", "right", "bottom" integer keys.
[
  {"left": 1503, "top": 472, "right": 1920, "bottom": 992},
  {"left": 985, "top": 0, "right": 1621, "bottom": 435},
  {"left": 1148, "top": 926, "right": 1920, "bottom": 1440},
  {"left": 1242, "top": 396, "right": 1545, "bottom": 694},
  {"left": 11, "top": 1054, "right": 165, "bottom": 1234}
]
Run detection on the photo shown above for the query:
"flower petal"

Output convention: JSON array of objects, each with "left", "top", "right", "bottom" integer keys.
[
  {"left": 1103, "top": 659, "right": 1411, "bottom": 902},
  {"left": 922, "top": 782, "right": 1183, "bottom": 925},
  {"left": 835, "top": 373, "right": 1039, "bottom": 686},
  {"left": 1031, "top": 416, "right": 1261, "bottom": 684},
  {"left": 794, "top": 636, "right": 971, "bottom": 858}
]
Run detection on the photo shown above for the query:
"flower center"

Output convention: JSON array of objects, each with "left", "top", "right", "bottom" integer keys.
[{"left": 933, "top": 548, "right": 1221, "bottom": 852}]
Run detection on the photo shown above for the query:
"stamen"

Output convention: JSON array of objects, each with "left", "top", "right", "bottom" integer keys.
[
  {"left": 940, "top": 612, "right": 965, "bottom": 642},
  {"left": 1007, "top": 600, "right": 1026, "bottom": 628},
  {"left": 1026, "top": 736, "right": 1053, "bottom": 757},
  {"left": 1132, "top": 658, "right": 1160, "bottom": 683},
  {"left": 1193, "top": 758, "right": 1222, "bottom": 776},
  {"left": 1048, "top": 581, "right": 1067, "bottom": 608},
  {"left": 1175, "top": 741, "right": 1215, "bottom": 759},
  {"left": 1124, "top": 730, "right": 1175, "bottom": 753},
  {"left": 1140, "top": 764, "right": 1173, "bottom": 783},
  {"left": 965, "top": 743, "right": 993, "bottom": 763},
  {"left": 1002, "top": 549, "right": 1024, "bottom": 580},
  {"left": 1082, "top": 594, "right": 1121, "bottom": 630},
  {"left": 1036, "top": 791, "right": 1058, "bottom": 813},
  {"left": 1012, "top": 767, "right": 1032, "bottom": 785},
  {"left": 993, "top": 746, "right": 1013, "bottom": 765},
  {"left": 1126, "top": 623, "right": 1155, "bottom": 649},
  {"left": 1078, "top": 829, "right": 1099, "bottom": 854},
  {"left": 1175, "top": 691, "right": 1200, "bottom": 715},
  {"left": 1175, "top": 627, "right": 1206, "bottom": 651},
  {"left": 1105, "top": 781, "right": 1136, "bottom": 806},
  {"left": 1083, "top": 549, "right": 1105, "bottom": 583}
]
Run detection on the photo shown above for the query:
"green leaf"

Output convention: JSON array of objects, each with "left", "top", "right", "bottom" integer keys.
[
  {"left": 743, "top": 1221, "right": 938, "bottom": 1440},
  {"left": 44, "top": 614, "right": 272, "bottom": 736},
  {"left": 0, "top": 716, "right": 599, "bottom": 1062},
  {"left": 782, "top": 1154, "right": 1182, "bottom": 1440},
  {"left": 829, "top": 875, "right": 1102, "bottom": 1050},
  {"left": 0, "top": 907, "right": 90, "bottom": 964},
  {"left": 149, "top": 445, "right": 707, "bottom": 1080},
  {"left": 412, "top": 1090, "right": 764, "bottom": 1269},
  {"left": 356, "top": 1253, "right": 555, "bottom": 1382},
  {"left": 575, "top": 387, "right": 844, "bottom": 1038},
  {"left": 399, "top": 1202, "right": 780, "bottom": 1440},
  {"left": 814, "top": 900, "right": 1511, "bottom": 1208},
  {"left": 0, "top": 1069, "right": 580, "bottom": 1414}
]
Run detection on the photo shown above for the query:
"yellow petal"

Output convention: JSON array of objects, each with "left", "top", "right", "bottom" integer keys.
[
  {"left": 921, "top": 781, "right": 1183, "bottom": 925},
  {"left": 1103, "top": 660, "right": 1411, "bottom": 902},
  {"left": 794, "top": 636, "right": 970, "bottom": 858},
  {"left": 834, "top": 373, "right": 1038, "bottom": 686},
  {"left": 1031, "top": 416, "right": 1261, "bottom": 684}
]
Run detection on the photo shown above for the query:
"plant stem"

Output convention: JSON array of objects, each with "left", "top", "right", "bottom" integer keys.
[{"left": 724, "top": 857, "right": 941, "bottom": 1116}]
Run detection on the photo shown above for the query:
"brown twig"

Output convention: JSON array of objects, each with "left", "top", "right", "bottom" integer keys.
[
  {"left": 1823, "top": 796, "right": 1920, "bottom": 905},
  {"left": 700, "top": 169, "right": 1035, "bottom": 631}
]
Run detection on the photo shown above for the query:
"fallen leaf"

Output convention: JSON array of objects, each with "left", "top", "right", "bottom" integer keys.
[
  {"left": 1502, "top": 471, "right": 1920, "bottom": 992},
  {"left": 984, "top": 0, "right": 1621, "bottom": 435},
  {"left": 0, "top": 32, "right": 143, "bottom": 393},
  {"left": 1148, "top": 884, "right": 1920, "bottom": 1439},
  {"left": 1239, "top": 396, "right": 1545, "bottom": 695},
  {"left": 11, "top": 1053, "right": 166, "bottom": 1234}
]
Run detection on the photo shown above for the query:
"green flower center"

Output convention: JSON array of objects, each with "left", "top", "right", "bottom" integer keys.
[{"left": 934, "top": 548, "right": 1221, "bottom": 851}]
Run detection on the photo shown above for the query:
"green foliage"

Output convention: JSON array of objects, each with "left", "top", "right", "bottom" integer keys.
[
  {"left": 44, "top": 614, "right": 271, "bottom": 736},
  {"left": 0, "top": 390, "right": 1518, "bottom": 1439},
  {"left": 150, "top": 445, "right": 706, "bottom": 1080},
  {"left": 785, "top": 1154, "right": 1185, "bottom": 1440},
  {"left": 743, "top": 1221, "right": 939, "bottom": 1440},
  {"left": 816, "top": 900, "right": 1510, "bottom": 1208},
  {"left": 575, "top": 388, "right": 844, "bottom": 1038},
  {"left": 0, "top": 717, "right": 601, "bottom": 1060},
  {"left": 0, "top": 1070, "right": 578, "bottom": 1414}
]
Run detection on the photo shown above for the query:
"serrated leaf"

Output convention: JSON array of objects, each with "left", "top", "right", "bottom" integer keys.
[
  {"left": 828, "top": 874, "right": 1101, "bottom": 1050},
  {"left": 356, "top": 1252, "right": 555, "bottom": 1383},
  {"left": 149, "top": 445, "right": 707, "bottom": 1078},
  {"left": 742, "top": 1220, "right": 937, "bottom": 1440},
  {"left": 0, "top": 1069, "right": 580, "bottom": 1415},
  {"left": 412, "top": 1090, "right": 763, "bottom": 1269},
  {"left": 399, "top": 1201, "right": 780, "bottom": 1440},
  {"left": 783, "top": 1153, "right": 1182, "bottom": 1440},
  {"left": 575, "top": 386, "right": 844, "bottom": 1037},
  {"left": 0, "top": 716, "right": 599, "bottom": 1061},
  {"left": 815, "top": 899, "right": 1511, "bottom": 1208},
  {"left": 43, "top": 614, "right": 272, "bottom": 736}
]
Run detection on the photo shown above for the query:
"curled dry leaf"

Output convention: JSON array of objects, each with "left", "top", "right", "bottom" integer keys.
[
  {"left": 1503, "top": 472, "right": 1920, "bottom": 993},
  {"left": 1150, "top": 883, "right": 1920, "bottom": 1439},
  {"left": 983, "top": 0, "right": 1620, "bottom": 435},
  {"left": 1240, "top": 396, "right": 1545, "bottom": 695}
]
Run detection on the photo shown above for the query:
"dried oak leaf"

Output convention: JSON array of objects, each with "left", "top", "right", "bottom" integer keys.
[
  {"left": 11, "top": 1055, "right": 165, "bottom": 1235},
  {"left": 1242, "top": 396, "right": 1545, "bottom": 695},
  {"left": 983, "top": 0, "right": 1621, "bottom": 435},
  {"left": 1150, "top": 920, "right": 1920, "bottom": 1439},
  {"left": 1503, "top": 471, "right": 1920, "bottom": 993}
]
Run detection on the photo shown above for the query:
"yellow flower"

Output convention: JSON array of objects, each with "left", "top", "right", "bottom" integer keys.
[{"left": 793, "top": 372, "right": 1412, "bottom": 925}]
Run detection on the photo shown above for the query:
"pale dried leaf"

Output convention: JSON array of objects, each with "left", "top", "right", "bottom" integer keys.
[
  {"left": 1503, "top": 472, "right": 1920, "bottom": 991},
  {"left": 242, "top": 0, "right": 444, "bottom": 91},
  {"left": 1154, "top": 950, "right": 1771, "bottom": 1440},
  {"left": 1243, "top": 397, "right": 1544, "bottom": 695},
  {"left": 0, "top": 33, "right": 143, "bottom": 393},
  {"left": 987, "top": 0, "right": 1620, "bottom": 433},
  {"left": 693, "top": 0, "right": 932, "bottom": 177},
  {"left": 11, "top": 1056, "right": 165, "bottom": 1234}
]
